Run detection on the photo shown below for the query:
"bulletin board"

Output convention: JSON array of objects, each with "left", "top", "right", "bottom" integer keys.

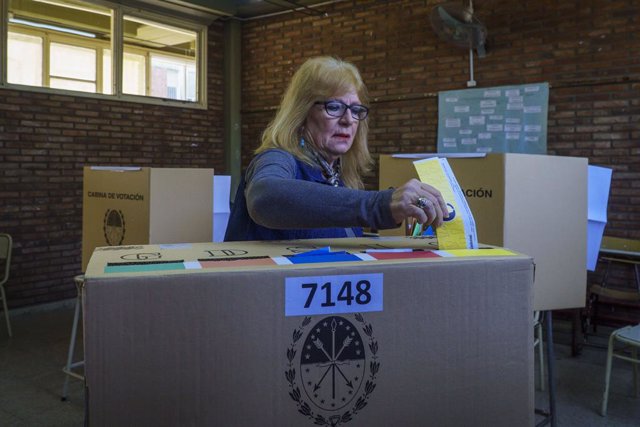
[{"left": 437, "top": 83, "right": 549, "bottom": 154}]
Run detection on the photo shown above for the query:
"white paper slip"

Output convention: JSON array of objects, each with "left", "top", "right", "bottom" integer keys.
[{"left": 413, "top": 157, "right": 478, "bottom": 250}]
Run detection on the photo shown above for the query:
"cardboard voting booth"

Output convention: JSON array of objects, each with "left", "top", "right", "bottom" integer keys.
[
  {"left": 379, "top": 153, "right": 588, "bottom": 311},
  {"left": 82, "top": 167, "right": 213, "bottom": 271},
  {"left": 84, "top": 237, "right": 534, "bottom": 427}
]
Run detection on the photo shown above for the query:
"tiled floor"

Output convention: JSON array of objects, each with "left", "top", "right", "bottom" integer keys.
[
  {"left": 536, "top": 321, "right": 640, "bottom": 426},
  {"left": 1, "top": 302, "right": 639, "bottom": 426},
  {"left": 0, "top": 301, "right": 84, "bottom": 427}
]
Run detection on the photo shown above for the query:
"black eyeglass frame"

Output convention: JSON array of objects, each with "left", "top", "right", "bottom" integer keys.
[{"left": 313, "top": 100, "right": 369, "bottom": 120}]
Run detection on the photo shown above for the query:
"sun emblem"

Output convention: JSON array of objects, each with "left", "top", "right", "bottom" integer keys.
[
  {"left": 103, "top": 209, "right": 125, "bottom": 246},
  {"left": 285, "top": 314, "right": 380, "bottom": 426}
]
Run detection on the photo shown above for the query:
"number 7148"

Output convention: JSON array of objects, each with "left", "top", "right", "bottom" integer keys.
[{"left": 302, "top": 280, "right": 372, "bottom": 308}]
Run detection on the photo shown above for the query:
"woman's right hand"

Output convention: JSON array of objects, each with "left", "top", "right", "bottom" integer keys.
[{"left": 389, "top": 179, "right": 449, "bottom": 228}]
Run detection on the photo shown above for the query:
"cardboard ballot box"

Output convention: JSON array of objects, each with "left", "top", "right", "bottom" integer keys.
[
  {"left": 82, "top": 167, "right": 213, "bottom": 271},
  {"left": 84, "top": 237, "right": 534, "bottom": 427},
  {"left": 379, "top": 153, "right": 588, "bottom": 311}
]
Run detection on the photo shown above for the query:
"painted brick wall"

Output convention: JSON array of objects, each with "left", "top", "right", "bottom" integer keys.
[
  {"left": 0, "top": 22, "right": 226, "bottom": 308},
  {"left": 241, "top": 0, "right": 640, "bottom": 290}
]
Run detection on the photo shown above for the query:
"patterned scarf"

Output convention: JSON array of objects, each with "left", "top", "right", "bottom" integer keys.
[{"left": 301, "top": 139, "right": 341, "bottom": 187}]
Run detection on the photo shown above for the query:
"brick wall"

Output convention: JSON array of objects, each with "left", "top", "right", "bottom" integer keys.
[
  {"left": 0, "top": 22, "right": 226, "bottom": 308},
  {"left": 241, "top": 0, "right": 640, "bottom": 289}
]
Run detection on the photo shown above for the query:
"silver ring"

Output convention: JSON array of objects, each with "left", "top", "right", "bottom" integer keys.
[{"left": 416, "top": 197, "right": 429, "bottom": 209}]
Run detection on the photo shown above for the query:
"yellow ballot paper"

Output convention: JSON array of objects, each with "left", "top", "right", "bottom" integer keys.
[{"left": 413, "top": 157, "right": 478, "bottom": 249}]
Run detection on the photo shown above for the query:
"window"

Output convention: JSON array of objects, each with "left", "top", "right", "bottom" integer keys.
[
  {"left": 151, "top": 55, "right": 197, "bottom": 101},
  {"left": 4, "top": 0, "right": 206, "bottom": 107},
  {"left": 123, "top": 51, "right": 146, "bottom": 96},
  {"left": 50, "top": 42, "right": 97, "bottom": 93},
  {"left": 124, "top": 15, "right": 197, "bottom": 102},
  {"left": 8, "top": 32, "right": 43, "bottom": 86}
]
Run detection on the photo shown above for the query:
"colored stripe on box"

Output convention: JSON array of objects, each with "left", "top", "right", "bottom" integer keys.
[
  {"left": 199, "top": 257, "right": 277, "bottom": 268},
  {"left": 286, "top": 252, "right": 363, "bottom": 264},
  {"left": 434, "top": 249, "right": 518, "bottom": 257},
  {"left": 367, "top": 251, "right": 441, "bottom": 260},
  {"left": 104, "top": 262, "right": 186, "bottom": 273}
]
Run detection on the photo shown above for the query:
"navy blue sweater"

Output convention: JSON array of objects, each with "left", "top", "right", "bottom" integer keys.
[{"left": 224, "top": 149, "right": 397, "bottom": 242}]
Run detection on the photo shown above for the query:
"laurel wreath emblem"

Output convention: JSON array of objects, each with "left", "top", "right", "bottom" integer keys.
[{"left": 285, "top": 313, "right": 380, "bottom": 426}]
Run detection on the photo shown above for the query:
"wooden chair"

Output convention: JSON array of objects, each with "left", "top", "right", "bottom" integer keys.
[{"left": 583, "top": 237, "right": 640, "bottom": 336}]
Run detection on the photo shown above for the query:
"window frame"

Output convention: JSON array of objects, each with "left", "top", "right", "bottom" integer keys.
[{"left": 0, "top": 0, "right": 208, "bottom": 109}]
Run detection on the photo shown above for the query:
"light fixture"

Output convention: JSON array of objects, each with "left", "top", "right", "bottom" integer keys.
[{"left": 9, "top": 17, "right": 96, "bottom": 38}]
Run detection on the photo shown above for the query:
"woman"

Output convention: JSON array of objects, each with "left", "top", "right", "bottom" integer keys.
[{"left": 224, "top": 56, "right": 447, "bottom": 241}]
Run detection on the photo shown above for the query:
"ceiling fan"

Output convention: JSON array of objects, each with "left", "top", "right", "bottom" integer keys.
[{"left": 430, "top": 0, "right": 488, "bottom": 87}]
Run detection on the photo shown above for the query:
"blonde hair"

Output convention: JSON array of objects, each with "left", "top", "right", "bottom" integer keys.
[{"left": 256, "top": 56, "right": 372, "bottom": 189}]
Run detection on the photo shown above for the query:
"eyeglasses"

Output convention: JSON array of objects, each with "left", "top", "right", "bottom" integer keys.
[{"left": 314, "top": 100, "right": 369, "bottom": 121}]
